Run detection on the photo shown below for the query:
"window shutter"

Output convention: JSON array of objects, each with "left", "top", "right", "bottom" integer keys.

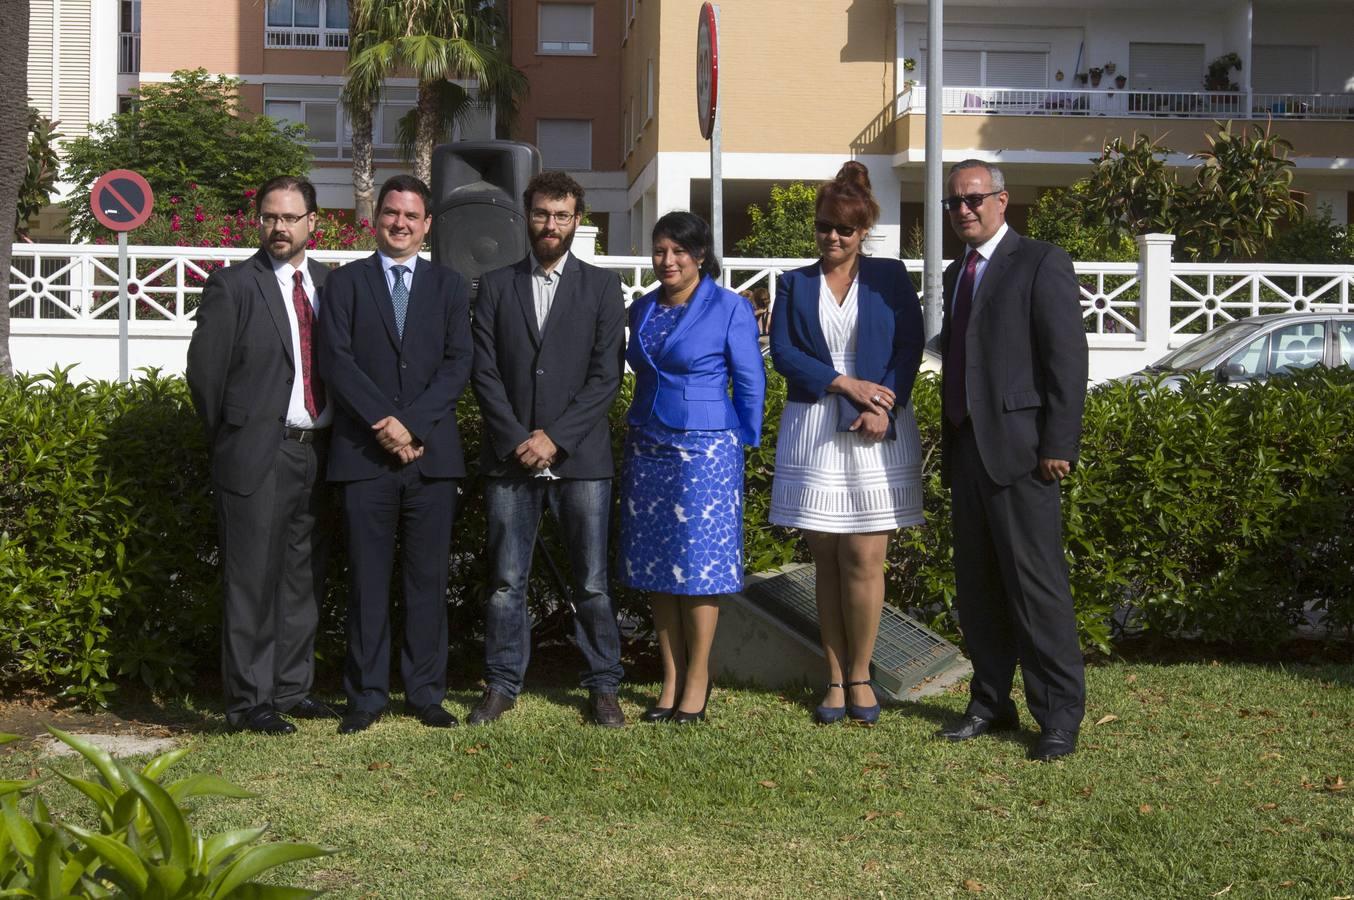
[
  {"left": 1129, "top": 43, "right": 1205, "bottom": 91},
  {"left": 1252, "top": 45, "right": 1316, "bottom": 93},
  {"left": 986, "top": 51, "right": 1047, "bottom": 89},
  {"left": 57, "top": 0, "right": 93, "bottom": 140},
  {"left": 539, "top": 4, "right": 593, "bottom": 53},
  {"left": 537, "top": 119, "right": 592, "bottom": 171}
]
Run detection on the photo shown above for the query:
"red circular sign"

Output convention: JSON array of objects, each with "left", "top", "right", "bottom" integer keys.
[
  {"left": 696, "top": 3, "right": 719, "bottom": 141},
  {"left": 90, "top": 169, "right": 155, "bottom": 232}
]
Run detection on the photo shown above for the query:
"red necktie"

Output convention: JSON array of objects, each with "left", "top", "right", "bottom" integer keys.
[
  {"left": 291, "top": 269, "right": 325, "bottom": 418},
  {"left": 944, "top": 249, "right": 980, "bottom": 426}
]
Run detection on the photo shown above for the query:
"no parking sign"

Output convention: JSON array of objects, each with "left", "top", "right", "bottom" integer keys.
[{"left": 89, "top": 169, "right": 156, "bottom": 381}]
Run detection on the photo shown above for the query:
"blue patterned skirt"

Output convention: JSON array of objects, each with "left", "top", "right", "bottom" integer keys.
[{"left": 618, "top": 423, "right": 745, "bottom": 596}]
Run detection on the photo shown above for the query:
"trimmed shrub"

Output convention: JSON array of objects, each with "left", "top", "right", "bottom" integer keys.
[{"left": 2, "top": 363, "right": 1351, "bottom": 703}]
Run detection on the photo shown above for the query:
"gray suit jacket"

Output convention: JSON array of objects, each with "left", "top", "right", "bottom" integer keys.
[
  {"left": 939, "top": 229, "right": 1088, "bottom": 487},
  {"left": 187, "top": 249, "right": 329, "bottom": 496},
  {"left": 470, "top": 254, "right": 626, "bottom": 479}
]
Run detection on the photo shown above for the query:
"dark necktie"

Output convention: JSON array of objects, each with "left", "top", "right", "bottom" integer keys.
[
  {"left": 390, "top": 265, "right": 409, "bottom": 338},
  {"left": 944, "top": 249, "right": 980, "bottom": 426},
  {"left": 291, "top": 269, "right": 325, "bottom": 418}
]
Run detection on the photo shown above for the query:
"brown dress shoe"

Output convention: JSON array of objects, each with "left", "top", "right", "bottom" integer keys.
[
  {"left": 466, "top": 688, "right": 515, "bottom": 726},
  {"left": 588, "top": 691, "right": 626, "bottom": 728}
]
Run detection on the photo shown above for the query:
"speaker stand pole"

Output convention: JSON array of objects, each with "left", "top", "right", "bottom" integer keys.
[{"left": 709, "top": 5, "right": 723, "bottom": 263}]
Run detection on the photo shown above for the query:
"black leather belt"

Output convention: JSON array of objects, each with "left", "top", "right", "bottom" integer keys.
[{"left": 283, "top": 426, "right": 328, "bottom": 444}]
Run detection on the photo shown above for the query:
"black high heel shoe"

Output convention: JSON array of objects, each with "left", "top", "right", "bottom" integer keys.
[
  {"left": 641, "top": 705, "right": 675, "bottom": 723},
  {"left": 671, "top": 681, "right": 713, "bottom": 725}
]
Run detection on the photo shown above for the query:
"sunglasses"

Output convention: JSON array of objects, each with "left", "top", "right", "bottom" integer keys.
[
  {"left": 814, "top": 220, "right": 859, "bottom": 238},
  {"left": 941, "top": 191, "right": 1003, "bottom": 212}
]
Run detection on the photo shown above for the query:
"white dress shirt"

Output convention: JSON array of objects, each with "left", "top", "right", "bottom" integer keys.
[
  {"left": 530, "top": 250, "right": 569, "bottom": 332},
  {"left": 271, "top": 256, "right": 332, "bottom": 429}
]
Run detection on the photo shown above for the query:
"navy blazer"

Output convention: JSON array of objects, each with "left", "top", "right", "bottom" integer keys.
[
  {"left": 625, "top": 275, "right": 766, "bottom": 447},
  {"left": 768, "top": 256, "right": 925, "bottom": 409},
  {"left": 318, "top": 253, "right": 473, "bottom": 481}
]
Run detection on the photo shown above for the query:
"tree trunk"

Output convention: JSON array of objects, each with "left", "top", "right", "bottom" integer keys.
[
  {"left": 0, "top": 0, "right": 33, "bottom": 378},
  {"left": 350, "top": 93, "right": 375, "bottom": 225},
  {"left": 414, "top": 81, "right": 437, "bottom": 186}
]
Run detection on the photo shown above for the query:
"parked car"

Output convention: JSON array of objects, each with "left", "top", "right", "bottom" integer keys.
[{"left": 1126, "top": 312, "right": 1354, "bottom": 388}]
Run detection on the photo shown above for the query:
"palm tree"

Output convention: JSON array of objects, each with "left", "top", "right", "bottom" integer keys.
[
  {"left": 343, "top": 0, "right": 377, "bottom": 225},
  {"left": 345, "top": 0, "right": 526, "bottom": 188},
  {"left": 0, "top": 0, "right": 33, "bottom": 377}
]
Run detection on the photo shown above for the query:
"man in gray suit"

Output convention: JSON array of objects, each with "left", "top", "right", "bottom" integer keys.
[
  {"left": 937, "top": 159, "right": 1089, "bottom": 761},
  {"left": 187, "top": 176, "right": 339, "bottom": 734},
  {"left": 469, "top": 172, "right": 627, "bottom": 726}
]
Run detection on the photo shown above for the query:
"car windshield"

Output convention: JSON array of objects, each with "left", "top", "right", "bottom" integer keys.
[{"left": 1151, "top": 321, "right": 1264, "bottom": 371}]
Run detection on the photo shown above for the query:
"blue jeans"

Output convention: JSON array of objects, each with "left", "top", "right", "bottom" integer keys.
[{"left": 482, "top": 477, "right": 624, "bottom": 699}]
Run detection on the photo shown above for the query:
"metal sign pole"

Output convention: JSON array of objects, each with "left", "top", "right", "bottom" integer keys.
[
  {"left": 923, "top": 0, "right": 945, "bottom": 339},
  {"left": 117, "top": 231, "right": 129, "bottom": 382},
  {"left": 710, "top": 4, "right": 723, "bottom": 263}
]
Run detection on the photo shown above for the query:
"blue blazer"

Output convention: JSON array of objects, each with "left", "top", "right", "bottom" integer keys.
[
  {"left": 626, "top": 275, "right": 766, "bottom": 447},
  {"left": 769, "top": 256, "right": 925, "bottom": 408},
  {"left": 318, "top": 253, "right": 473, "bottom": 481}
]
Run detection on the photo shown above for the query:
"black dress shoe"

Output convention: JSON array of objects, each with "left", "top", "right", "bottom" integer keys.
[
  {"left": 239, "top": 707, "right": 296, "bottom": 736},
  {"left": 338, "top": 709, "right": 382, "bottom": 734},
  {"left": 937, "top": 713, "right": 1019, "bottom": 742},
  {"left": 406, "top": 703, "right": 458, "bottom": 728},
  {"left": 466, "top": 689, "right": 515, "bottom": 726},
  {"left": 588, "top": 692, "right": 626, "bottom": 728},
  {"left": 1030, "top": 728, "right": 1078, "bottom": 761},
  {"left": 640, "top": 705, "right": 674, "bottom": 723},
  {"left": 285, "top": 697, "right": 340, "bottom": 720}
]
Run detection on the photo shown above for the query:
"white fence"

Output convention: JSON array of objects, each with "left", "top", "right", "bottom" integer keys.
[
  {"left": 9, "top": 234, "right": 1354, "bottom": 382},
  {"left": 900, "top": 86, "right": 1354, "bottom": 120}
]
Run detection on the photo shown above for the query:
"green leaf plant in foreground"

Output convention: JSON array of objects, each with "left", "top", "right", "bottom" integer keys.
[{"left": 0, "top": 728, "right": 332, "bottom": 898}]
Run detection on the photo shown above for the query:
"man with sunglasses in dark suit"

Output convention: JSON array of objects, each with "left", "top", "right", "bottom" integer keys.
[{"left": 936, "top": 159, "right": 1089, "bottom": 761}]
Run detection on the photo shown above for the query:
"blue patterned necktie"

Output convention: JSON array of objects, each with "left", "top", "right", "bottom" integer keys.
[{"left": 390, "top": 264, "right": 409, "bottom": 338}]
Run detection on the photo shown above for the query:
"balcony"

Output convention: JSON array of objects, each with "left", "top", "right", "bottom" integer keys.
[
  {"left": 264, "top": 28, "right": 349, "bottom": 50},
  {"left": 118, "top": 33, "right": 139, "bottom": 74},
  {"left": 901, "top": 86, "right": 1354, "bottom": 121}
]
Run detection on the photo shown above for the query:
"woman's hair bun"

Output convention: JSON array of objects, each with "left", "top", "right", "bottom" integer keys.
[{"left": 835, "top": 160, "right": 872, "bottom": 192}]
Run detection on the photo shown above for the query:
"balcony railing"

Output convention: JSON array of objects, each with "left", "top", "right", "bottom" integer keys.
[
  {"left": 118, "top": 33, "right": 140, "bottom": 74},
  {"left": 901, "top": 86, "right": 1354, "bottom": 121},
  {"left": 264, "top": 28, "right": 349, "bottom": 50}
]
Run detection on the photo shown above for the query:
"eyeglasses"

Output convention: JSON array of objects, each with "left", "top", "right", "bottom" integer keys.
[
  {"left": 258, "top": 213, "right": 310, "bottom": 227},
  {"left": 941, "top": 191, "right": 1003, "bottom": 212},
  {"left": 529, "top": 209, "right": 578, "bottom": 226},
  {"left": 814, "top": 220, "right": 859, "bottom": 238}
]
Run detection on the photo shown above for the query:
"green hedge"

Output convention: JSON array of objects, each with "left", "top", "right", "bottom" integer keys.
[{"left": 2, "top": 364, "right": 1351, "bottom": 704}]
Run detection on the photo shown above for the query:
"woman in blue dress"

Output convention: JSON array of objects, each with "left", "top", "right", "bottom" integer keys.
[{"left": 619, "top": 211, "right": 766, "bottom": 724}]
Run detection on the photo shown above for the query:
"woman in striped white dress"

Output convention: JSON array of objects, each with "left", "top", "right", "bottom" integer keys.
[{"left": 768, "top": 162, "right": 926, "bottom": 725}]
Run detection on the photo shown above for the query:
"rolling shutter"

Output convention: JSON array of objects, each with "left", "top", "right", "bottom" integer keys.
[{"left": 1129, "top": 43, "right": 1204, "bottom": 91}]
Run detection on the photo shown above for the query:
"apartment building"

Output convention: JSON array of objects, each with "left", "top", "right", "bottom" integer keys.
[{"left": 621, "top": 0, "right": 1354, "bottom": 255}]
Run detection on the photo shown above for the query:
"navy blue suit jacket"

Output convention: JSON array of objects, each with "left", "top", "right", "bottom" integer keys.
[
  {"left": 625, "top": 275, "right": 766, "bottom": 447},
  {"left": 318, "top": 253, "right": 473, "bottom": 481},
  {"left": 768, "top": 256, "right": 925, "bottom": 409}
]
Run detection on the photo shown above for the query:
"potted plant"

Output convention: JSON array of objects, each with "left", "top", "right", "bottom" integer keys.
[
  {"left": 1075, "top": 72, "right": 1089, "bottom": 86},
  {"left": 1115, "top": 74, "right": 1128, "bottom": 89},
  {"left": 1204, "top": 52, "right": 1242, "bottom": 91},
  {"left": 1104, "top": 62, "right": 1117, "bottom": 75},
  {"left": 1089, "top": 66, "right": 1104, "bottom": 87}
]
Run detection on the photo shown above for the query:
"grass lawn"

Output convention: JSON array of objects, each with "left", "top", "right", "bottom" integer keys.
[{"left": 4, "top": 660, "right": 1353, "bottom": 898}]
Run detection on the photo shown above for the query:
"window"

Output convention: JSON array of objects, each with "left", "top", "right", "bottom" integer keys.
[
  {"left": 1129, "top": 43, "right": 1204, "bottom": 91},
  {"left": 1336, "top": 321, "right": 1354, "bottom": 368},
  {"left": 645, "top": 58, "right": 654, "bottom": 121},
  {"left": 916, "top": 47, "right": 1048, "bottom": 88},
  {"left": 1253, "top": 45, "right": 1316, "bottom": 94},
  {"left": 537, "top": 119, "right": 592, "bottom": 170},
  {"left": 539, "top": 3, "right": 593, "bottom": 54},
  {"left": 265, "top": 0, "right": 349, "bottom": 49},
  {"left": 264, "top": 83, "right": 416, "bottom": 161},
  {"left": 1226, "top": 321, "right": 1327, "bottom": 379},
  {"left": 119, "top": 0, "right": 140, "bottom": 74}
]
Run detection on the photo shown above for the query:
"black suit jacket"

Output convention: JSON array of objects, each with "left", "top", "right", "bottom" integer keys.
[
  {"left": 318, "top": 253, "right": 473, "bottom": 481},
  {"left": 470, "top": 255, "right": 626, "bottom": 479},
  {"left": 186, "top": 249, "right": 330, "bottom": 495},
  {"left": 939, "top": 229, "right": 1088, "bottom": 487}
]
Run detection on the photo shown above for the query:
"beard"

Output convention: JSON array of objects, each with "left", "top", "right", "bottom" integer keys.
[{"left": 530, "top": 225, "right": 575, "bottom": 265}]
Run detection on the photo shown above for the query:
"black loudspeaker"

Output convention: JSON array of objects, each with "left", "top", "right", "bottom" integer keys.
[{"left": 430, "top": 140, "right": 542, "bottom": 282}]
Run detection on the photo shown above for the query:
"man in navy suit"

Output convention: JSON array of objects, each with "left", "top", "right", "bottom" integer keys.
[
  {"left": 468, "top": 172, "right": 628, "bottom": 727},
  {"left": 937, "top": 159, "right": 1088, "bottom": 761},
  {"left": 318, "top": 174, "right": 473, "bottom": 734}
]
